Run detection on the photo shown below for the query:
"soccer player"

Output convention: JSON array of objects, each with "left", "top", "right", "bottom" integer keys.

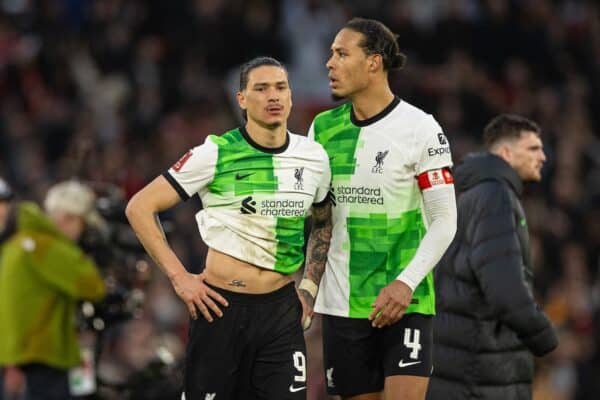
[
  {"left": 125, "top": 57, "right": 331, "bottom": 400},
  {"left": 298, "top": 18, "right": 457, "bottom": 400}
]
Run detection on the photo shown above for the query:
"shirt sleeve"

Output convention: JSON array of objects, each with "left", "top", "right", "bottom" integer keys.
[
  {"left": 314, "top": 146, "right": 331, "bottom": 206},
  {"left": 307, "top": 120, "right": 316, "bottom": 141},
  {"left": 396, "top": 184, "right": 457, "bottom": 290},
  {"left": 162, "top": 137, "right": 218, "bottom": 201},
  {"left": 415, "top": 116, "right": 453, "bottom": 175}
]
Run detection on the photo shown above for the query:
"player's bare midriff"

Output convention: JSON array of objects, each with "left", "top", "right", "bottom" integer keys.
[{"left": 203, "top": 248, "right": 293, "bottom": 294}]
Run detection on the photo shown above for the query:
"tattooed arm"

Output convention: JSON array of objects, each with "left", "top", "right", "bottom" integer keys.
[
  {"left": 298, "top": 201, "right": 333, "bottom": 328},
  {"left": 126, "top": 175, "right": 227, "bottom": 322}
]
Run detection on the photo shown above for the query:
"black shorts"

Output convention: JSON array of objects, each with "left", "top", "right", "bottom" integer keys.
[
  {"left": 184, "top": 282, "right": 307, "bottom": 400},
  {"left": 322, "top": 313, "right": 433, "bottom": 397}
]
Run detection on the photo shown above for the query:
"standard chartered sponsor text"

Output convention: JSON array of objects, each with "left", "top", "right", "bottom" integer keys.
[
  {"left": 336, "top": 185, "right": 384, "bottom": 205},
  {"left": 260, "top": 199, "right": 306, "bottom": 216}
]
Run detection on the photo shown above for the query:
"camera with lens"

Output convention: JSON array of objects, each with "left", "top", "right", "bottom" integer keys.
[
  {"left": 75, "top": 185, "right": 181, "bottom": 398},
  {"left": 77, "top": 185, "right": 151, "bottom": 333}
]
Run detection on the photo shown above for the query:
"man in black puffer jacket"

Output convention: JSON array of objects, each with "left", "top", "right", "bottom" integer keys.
[{"left": 427, "top": 114, "right": 558, "bottom": 400}]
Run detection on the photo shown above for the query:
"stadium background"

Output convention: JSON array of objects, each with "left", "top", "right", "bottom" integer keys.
[{"left": 0, "top": 0, "right": 598, "bottom": 399}]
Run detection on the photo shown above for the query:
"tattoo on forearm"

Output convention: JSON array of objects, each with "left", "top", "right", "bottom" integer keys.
[
  {"left": 299, "top": 288, "right": 315, "bottom": 309},
  {"left": 304, "top": 203, "right": 333, "bottom": 285},
  {"left": 228, "top": 279, "right": 246, "bottom": 287}
]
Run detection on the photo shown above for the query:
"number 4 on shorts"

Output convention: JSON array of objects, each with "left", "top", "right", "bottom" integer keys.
[{"left": 403, "top": 328, "right": 422, "bottom": 360}]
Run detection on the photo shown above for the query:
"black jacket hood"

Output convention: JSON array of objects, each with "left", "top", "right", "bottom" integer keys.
[{"left": 454, "top": 152, "right": 523, "bottom": 196}]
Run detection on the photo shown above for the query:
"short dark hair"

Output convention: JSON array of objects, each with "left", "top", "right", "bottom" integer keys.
[
  {"left": 483, "top": 114, "right": 541, "bottom": 149},
  {"left": 344, "top": 17, "right": 406, "bottom": 71},
  {"left": 239, "top": 56, "right": 288, "bottom": 91}
]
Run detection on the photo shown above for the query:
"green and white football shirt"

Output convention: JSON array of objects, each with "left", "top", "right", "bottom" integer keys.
[
  {"left": 309, "top": 97, "right": 453, "bottom": 318},
  {"left": 164, "top": 126, "right": 330, "bottom": 275}
]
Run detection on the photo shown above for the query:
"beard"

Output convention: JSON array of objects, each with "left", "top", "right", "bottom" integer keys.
[
  {"left": 259, "top": 120, "right": 282, "bottom": 130},
  {"left": 266, "top": 121, "right": 282, "bottom": 129},
  {"left": 331, "top": 93, "right": 345, "bottom": 102}
]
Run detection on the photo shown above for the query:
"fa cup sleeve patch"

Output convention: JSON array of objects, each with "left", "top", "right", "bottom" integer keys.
[
  {"left": 172, "top": 150, "right": 193, "bottom": 172},
  {"left": 417, "top": 168, "right": 454, "bottom": 189}
]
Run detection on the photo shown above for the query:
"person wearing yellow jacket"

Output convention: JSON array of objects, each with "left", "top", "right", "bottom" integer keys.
[{"left": 0, "top": 181, "right": 106, "bottom": 400}]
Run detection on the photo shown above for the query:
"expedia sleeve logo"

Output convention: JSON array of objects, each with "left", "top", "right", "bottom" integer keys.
[
  {"left": 437, "top": 133, "right": 447, "bottom": 145},
  {"left": 427, "top": 147, "right": 451, "bottom": 156},
  {"left": 428, "top": 134, "right": 451, "bottom": 156}
]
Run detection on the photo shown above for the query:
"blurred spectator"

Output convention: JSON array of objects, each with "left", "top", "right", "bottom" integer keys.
[
  {"left": 0, "top": 181, "right": 106, "bottom": 399},
  {"left": 281, "top": 0, "right": 346, "bottom": 102},
  {"left": 0, "top": 176, "right": 15, "bottom": 400}
]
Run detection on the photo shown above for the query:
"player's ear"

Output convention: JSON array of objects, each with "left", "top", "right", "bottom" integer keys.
[
  {"left": 237, "top": 91, "right": 246, "bottom": 111},
  {"left": 495, "top": 142, "right": 513, "bottom": 164},
  {"left": 369, "top": 54, "right": 382, "bottom": 73}
]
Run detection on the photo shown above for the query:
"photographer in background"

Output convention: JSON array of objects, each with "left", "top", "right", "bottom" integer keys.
[
  {"left": 0, "top": 180, "right": 106, "bottom": 400},
  {"left": 0, "top": 177, "right": 18, "bottom": 400}
]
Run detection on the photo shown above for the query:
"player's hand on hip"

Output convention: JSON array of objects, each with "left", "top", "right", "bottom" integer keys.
[
  {"left": 170, "top": 271, "right": 229, "bottom": 322},
  {"left": 369, "top": 280, "right": 413, "bottom": 328},
  {"left": 297, "top": 288, "right": 315, "bottom": 330}
]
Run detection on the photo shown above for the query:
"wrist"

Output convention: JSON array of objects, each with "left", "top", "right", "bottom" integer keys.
[
  {"left": 395, "top": 273, "right": 417, "bottom": 292},
  {"left": 299, "top": 278, "right": 318, "bottom": 299},
  {"left": 167, "top": 268, "right": 187, "bottom": 283}
]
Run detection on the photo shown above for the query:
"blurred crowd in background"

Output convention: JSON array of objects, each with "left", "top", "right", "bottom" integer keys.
[{"left": 0, "top": 0, "right": 599, "bottom": 399}]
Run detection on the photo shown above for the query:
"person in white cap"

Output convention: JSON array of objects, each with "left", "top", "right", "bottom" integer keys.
[{"left": 0, "top": 180, "right": 106, "bottom": 400}]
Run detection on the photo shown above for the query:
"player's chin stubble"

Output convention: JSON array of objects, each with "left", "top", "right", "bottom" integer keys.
[{"left": 264, "top": 121, "right": 282, "bottom": 130}]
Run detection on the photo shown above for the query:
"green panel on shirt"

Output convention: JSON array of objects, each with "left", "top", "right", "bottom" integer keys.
[
  {"left": 208, "top": 129, "right": 278, "bottom": 196},
  {"left": 274, "top": 216, "right": 306, "bottom": 274},
  {"left": 346, "top": 210, "right": 434, "bottom": 317},
  {"left": 313, "top": 103, "right": 361, "bottom": 178}
]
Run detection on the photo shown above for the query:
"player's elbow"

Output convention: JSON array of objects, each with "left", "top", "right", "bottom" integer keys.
[
  {"left": 445, "top": 213, "right": 457, "bottom": 245},
  {"left": 441, "top": 195, "right": 458, "bottom": 248},
  {"left": 125, "top": 196, "right": 137, "bottom": 221},
  {"left": 423, "top": 184, "right": 457, "bottom": 250},
  {"left": 438, "top": 225, "right": 456, "bottom": 255},
  {"left": 125, "top": 192, "right": 148, "bottom": 226},
  {"left": 432, "top": 213, "right": 457, "bottom": 253}
]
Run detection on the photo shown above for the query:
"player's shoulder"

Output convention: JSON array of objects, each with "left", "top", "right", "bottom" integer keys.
[
  {"left": 395, "top": 100, "right": 439, "bottom": 129},
  {"left": 288, "top": 131, "right": 328, "bottom": 161},
  {"left": 395, "top": 100, "right": 445, "bottom": 148},
  {"left": 207, "top": 127, "right": 244, "bottom": 146},
  {"left": 312, "top": 102, "right": 352, "bottom": 129}
]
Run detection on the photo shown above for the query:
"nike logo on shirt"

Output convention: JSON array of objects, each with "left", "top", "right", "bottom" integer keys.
[{"left": 235, "top": 172, "right": 255, "bottom": 180}]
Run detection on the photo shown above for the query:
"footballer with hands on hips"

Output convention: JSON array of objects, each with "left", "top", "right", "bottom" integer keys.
[
  {"left": 300, "top": 18, "right": 457, "bottom": 400},
  {"left": 126, "top": 56, "right": 332, "bottom": 400}
]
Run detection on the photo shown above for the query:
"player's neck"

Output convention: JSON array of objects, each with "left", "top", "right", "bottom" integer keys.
[
  {"left": 244, "top": 120, "right": 288, "bottom": 149},
  {"left": 350, "top": 85, "right": 395, "bottom": 121}
]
